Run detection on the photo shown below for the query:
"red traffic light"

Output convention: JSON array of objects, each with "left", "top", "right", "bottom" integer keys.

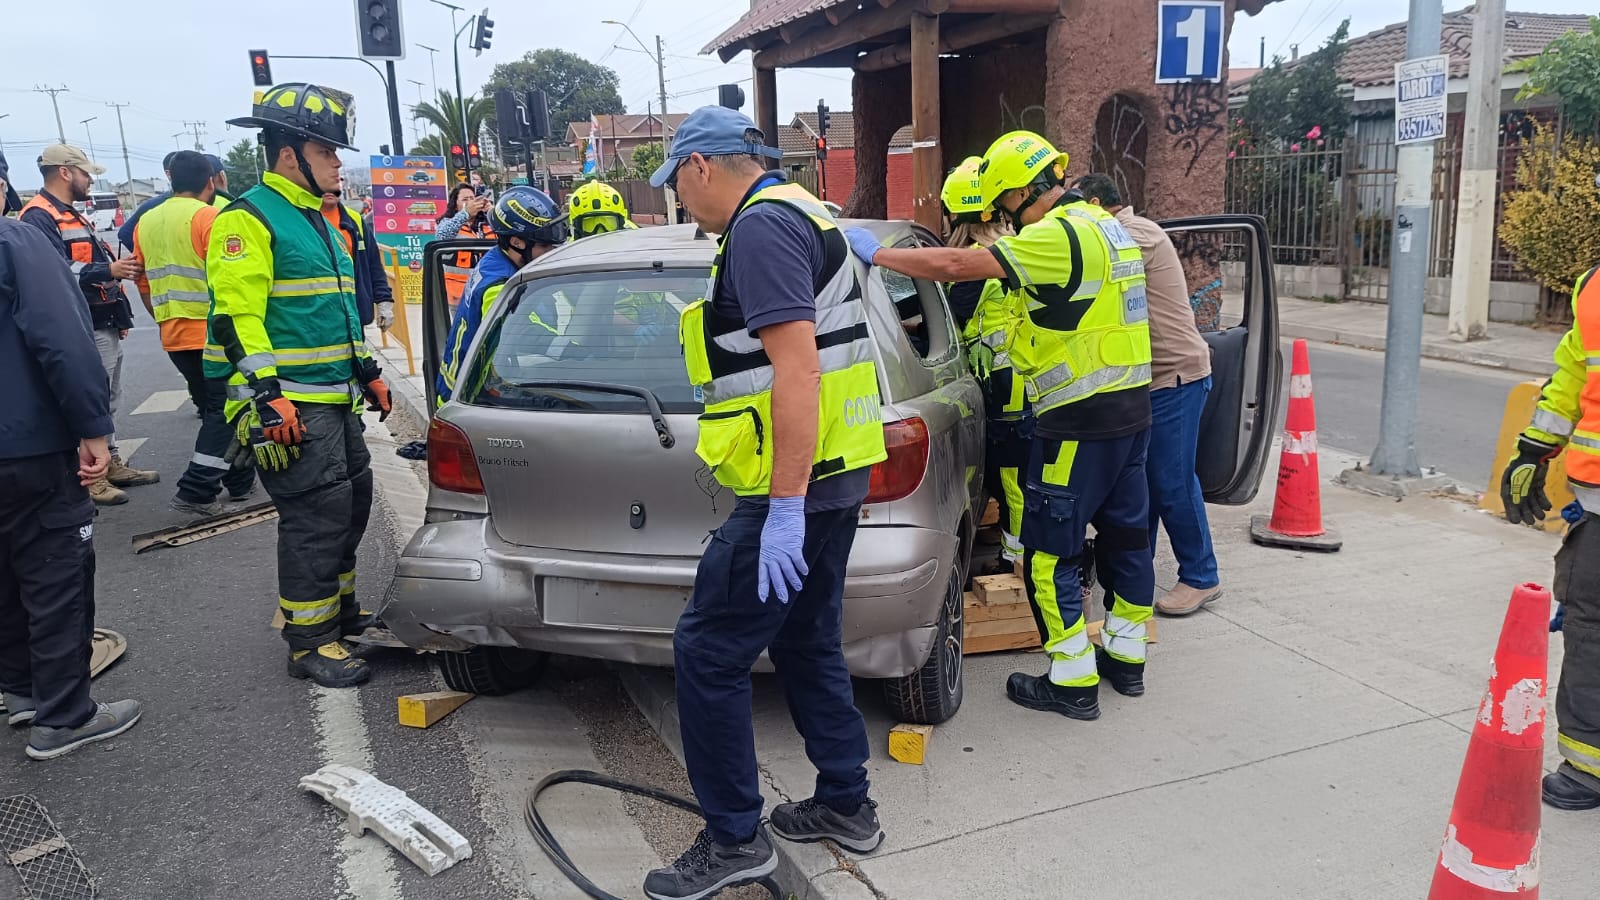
[{"left": 450, "top": 145, "right": 463, "bottom": 154}]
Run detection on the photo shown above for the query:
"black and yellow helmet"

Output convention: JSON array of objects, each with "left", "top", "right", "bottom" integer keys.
[{"left": 228, "top": 83, "right": 358, "bottom": 152}]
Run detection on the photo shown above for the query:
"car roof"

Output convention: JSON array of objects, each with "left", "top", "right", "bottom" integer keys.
[{"left": 506, "top": 219, "right": 923, "bottom": 286}]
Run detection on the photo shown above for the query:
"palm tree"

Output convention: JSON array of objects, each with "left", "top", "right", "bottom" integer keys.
[{"left": 411, "top": 89, "right": 493, "bottom": 153}]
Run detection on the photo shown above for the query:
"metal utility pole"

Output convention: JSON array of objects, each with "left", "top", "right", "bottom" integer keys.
[
  {"left": 432, "top": 0, "right": 474, "bottom": 183},
  {"left": 416, "top": 44, "right": 441, "bottom": 99},
  {"left": 79, "top": 117, "right": 98, "bottom": 171},
  {"left": 408, "top": 79, "right": 428, "bottom": 146},
  {"left": 1446, "top": 0, "right": 1505, "bottom": 343},
  {"left": 1369, "top": 0, "right": 1444, "bottom": 484},
  {"left": 34, "top": 85, "right": 69, "bottom": 143},
  {"left": 184, "top": 120, "right": 206, "bottom": 151},
  {"left": 106, "top": 102, "right": 135, "bottom": 206},
  {"left": 604, "top": 20, "right": 678, "bottom": 223}
]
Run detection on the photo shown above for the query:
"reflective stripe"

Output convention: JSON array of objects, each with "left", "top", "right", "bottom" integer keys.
[
  {"left": 1586, "top": 356, "right": 1600, "bottom": 368},
  {"left": 277, "top": 379, "right": 359, "bottom": 400},
  {"left": 191, "top": 452, "right": 230, "bottom": 470},
  {"left": 339, "top": 571, "right": 356, "bottom": 594},
  {"left": 711, "top": 297, "right": 865, "bottom": 355},
  {"left": 1046, "top": 629, "right": 1096, "bottom": 684},
  {"left": 238, "top": 352, "right": 276, "bottom": 377},
  {"left": 60, "top": 227, "right": 92, "bottom": 240},
  {"left": 270, "top": 278, "right": 343, "bottom": 297},
  {"left": 69, "top": 261, "right": 87, "bottom": 274},
  {"left": 1530, "top": 408, "right": 1575, "bottom": 438},
  {"left": 226, "top": 381, "right": 257, "bottom": 401},
  {"left": 703, "top": 338, "right": 874, "bottom": 406},
  {"left": 274, "top": 345, "right": 356, "bottom": 365},
  {"left": 1437, "top": 824, "right": 1540, "bottom": 893},
  {"left": 204, "top": 345, "right": 230, "bottom": 365},
  {"left": 1102, "top": 613, "right": 1148, "bottom": 663},
  {"left": 1110, "top": 260, "right": 1144, "bottom": 281},
  {"left": 151, "top": 288, "right": 212, "bottom": 306},
  {"left": 281, "top": 595, "right": 341, "bottom": 626},
  {"left": 982, "top": 329, "right": 1008, "bottom": 349},
  {"left": 1033, "top": 362, "right": 1152, "bottom": 407},
  {"left": 1559, "top": 733, "right": 1600, "bottom": 777},
  {"left": 147, "top": 263, "right": 206, "bottom": 280},
  {"left": 1570, "top": 433, "right": 1600, "bottom": 451}
]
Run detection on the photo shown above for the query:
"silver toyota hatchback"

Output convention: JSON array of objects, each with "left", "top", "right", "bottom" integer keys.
[{"left": 391, "top": 222, "right": 986, "bottom": 724}]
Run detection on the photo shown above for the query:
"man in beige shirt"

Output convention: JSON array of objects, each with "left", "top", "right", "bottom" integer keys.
[{"left": 1075, "top": 174, "right": 1221, "bottom": 616}]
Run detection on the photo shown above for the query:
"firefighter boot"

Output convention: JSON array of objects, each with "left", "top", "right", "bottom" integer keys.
[
  {"left": 1095, "top": 646, "right": 1145, "bottom": 697},
  {"left": 89, "top": 477, "right": 128, "bottom": 506},
  {"left": 1006, "top": 672, "right": 1100, "bottom": 720},
  {"left": 287, "top": 642, "right": 371, "bottom": 688},
  {"left": 107, "top": 454, "right": 160, "bottom": 487}
]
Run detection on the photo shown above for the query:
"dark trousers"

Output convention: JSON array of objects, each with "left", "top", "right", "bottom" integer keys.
[
  {"left": 0, "top": 451, "right": 98, "bottom": 729},
  {"left": 674, "top": 500, "right": 870, "bottom": 846},
  {"left": 167, "top": 349, "right": 206, "bottom": 414},
  {"left": 1554, "top": 513, "right": 1600, "bottom": 789},
  {"left": 258, "top": 403, "right": 373, "bottom": 650},
  {"left": 175, "top": 378, "right": 258, "bottom": 504},
  {"left": 1147, "top": 377, "right": 1219, "bottom": 590},
  {"left": 983, "top": 416, "right": 1033, "bottom": 560},
  {"left": 1021, "top": 431, "right": 1154, "bottom": 684}
]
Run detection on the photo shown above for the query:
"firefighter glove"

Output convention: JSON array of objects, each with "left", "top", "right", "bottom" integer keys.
[
  {"left": 224, "top": 413, "right": 256, "bottom": 472},
  {"left": 968, "top": 341, "right": 995, "bottom": 381},
  {"left": 234, "top": 408, "right": 299, "bottom": 473},
  {"left": 358, "top": 358, "right": 391, "bottom": 421},
  {"left": 252, "top": 379, "right": 305, "bottom": 445},
  {"left": 1500, "top": 434, "right": 1559, "bottom": 525}
]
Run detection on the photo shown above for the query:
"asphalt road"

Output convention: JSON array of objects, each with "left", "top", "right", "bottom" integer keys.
[{"left": 1286, "top": 340, "right": 1529, "bottom": 491}]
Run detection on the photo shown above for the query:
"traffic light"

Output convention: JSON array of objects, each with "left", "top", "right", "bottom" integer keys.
[
  {"left": 817, "top": 100, "right": 831, "bottom": 136},
  {"left": 468, "top": 143, "right": 482, "bottom": 168},
  {"left": 355, "top": 0, "right": 406, "bottom": 60},
  {"left": 470, "top": 8, "right": 494, "bottom": 57},
  {"left": 450, "top": 144, "right": 466, "bottom": 169},
  {"left": 815, "top": 137, "right": 828, "bottom": 162},
  {"left": 249, "top": 50, "right": 273, "bottom": 87},
  {"left": 526, "top": 90, "right": 550, "bottom": 141},
  {"left": 494, "top": 89, "right": 527, "bottom": 144},
  {"left": 718, "top": 84, "right": 746, "bottom": 111}
]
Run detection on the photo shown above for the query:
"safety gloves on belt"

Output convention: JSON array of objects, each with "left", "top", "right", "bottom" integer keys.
[
  {"left": 253, "top": 379, "right": 305, "bottom": 446},
  {"left": 232, "top": 407, "right": 300, "bottom": 473},
  {"left": 844, "top": 228, "right": 882, "bottom": 266},
  {"left": 359, "top": 358, "right": 392, "bottom": 422},
  {"left": 967, "top": 342, "right": 995, "bottom": 381},
  {"left": 758, "top": 496, "right": 809, "bottom": 604},
  {"left": 1500, "top": 434, "right": 1559, "bottom": 525}
]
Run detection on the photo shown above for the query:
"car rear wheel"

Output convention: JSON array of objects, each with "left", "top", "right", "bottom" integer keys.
[
  {"left": 883, "top": 561, "right": 965, "bottom": 725},
  {"left": 437, "top": 646, "right": 549, "bottom": 695}
]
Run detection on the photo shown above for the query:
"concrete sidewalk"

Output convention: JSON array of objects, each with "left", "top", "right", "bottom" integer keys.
[
  {"left": 623, "top": 444, "right": 1593, "bottom": 899},
  {"left": 1280, "top": 295, "right": 1562, "bottom": 376},
  {"left": 367, "top": 305, "right": 430, "bottom": 422}
]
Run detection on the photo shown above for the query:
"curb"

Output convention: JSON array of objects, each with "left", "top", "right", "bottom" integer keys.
[
  {"left": 614, "top": 664, "right": 878, "bottom": 900},
  {"left": 1282, "top": 322, "right": 1551, "bottom": 377}
]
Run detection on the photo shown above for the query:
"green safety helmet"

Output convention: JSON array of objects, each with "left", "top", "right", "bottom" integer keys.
[
  {"left": 227, "top": 83, "right": 358, "bottom": 152},
  {"left": 977, "top": 130, "right": 1067, "bottom": 211},
  {"left": 941, "top": 156, "right": 990, "bottom": 221}
]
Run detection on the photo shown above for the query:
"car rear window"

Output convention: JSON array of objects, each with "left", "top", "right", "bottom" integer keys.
[{"left": 461, "top": 268, "right": 711, "bottom": 413}]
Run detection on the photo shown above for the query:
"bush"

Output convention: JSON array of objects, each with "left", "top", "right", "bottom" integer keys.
[{"left": 1499, "top": 123, "right": 1600, "bottom": 296}]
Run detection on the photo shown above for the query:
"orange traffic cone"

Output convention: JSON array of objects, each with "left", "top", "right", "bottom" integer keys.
[
  {"left": 1426, "top": 582, "right": 1549, "bottom": 899},
  {"left": 1251, "top": 339, "right": 1342, "bottom": 551}
]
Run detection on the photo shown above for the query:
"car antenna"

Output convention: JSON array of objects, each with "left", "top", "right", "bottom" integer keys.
[{"left": 692, "top": 226, "right": 708, "bottom": 240}]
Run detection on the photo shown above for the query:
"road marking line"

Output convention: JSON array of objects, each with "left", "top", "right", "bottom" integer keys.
[
  {"left": 131, "top": 389, "right": 191, "bottom": 415},
  {"left": 117, "top": 438, "right": 147, "bottom": 461},
  {"left": 309, "top": 685, "right": 404, "bottom": 900}
]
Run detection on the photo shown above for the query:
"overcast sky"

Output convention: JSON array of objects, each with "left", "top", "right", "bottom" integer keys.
[{"left": 2, "top": 1, "right": 1595, "bottom": 190}]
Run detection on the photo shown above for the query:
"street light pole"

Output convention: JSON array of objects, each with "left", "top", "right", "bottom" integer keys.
[
  {"left": 603, "top": 20, "right": 677, "bottom": 223},
  {"left": 432, "top": 0, "right": 474, "bottom": 183},
  {"left": 407, "top": 79, "right": 429, "bottom": 147},
  {"left": 416, "top": 44, "right": 441, "bottom": 100},
  {"left": 79, "top": 117, "right": 98, "bottom": 183}
]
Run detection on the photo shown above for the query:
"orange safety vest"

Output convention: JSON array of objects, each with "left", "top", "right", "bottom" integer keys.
[
  {"left": 1565, "top": 271, "right": 1600, "bottom": 493},
  {"left": 443, "top": 219, "right": 495, "bottom": 309},
  {"left": 21, "top": 192, "right": 124, "bottom": 315}
]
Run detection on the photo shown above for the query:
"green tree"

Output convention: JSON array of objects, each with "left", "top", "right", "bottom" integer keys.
[
  {"left": 1239, "top": 19, "right": 1351, "bottom": 148},
  {"left": 629, "top": 141, "right": 665, "bottom": 179},
  {"left": 1512, "top": 17, "right": 1600, "bottom": 138},
  {"left": 412, "top": 90, "right": 494, "bottom": 151},
  {"left": 1499, "top": 122, "right": 1600, "bottom": 297},
  {"left": 483, "top": 49, "right": 625, "bottom": 143},
  {"left": 222, "top": 139, "right": 263, "bottom": 194}
]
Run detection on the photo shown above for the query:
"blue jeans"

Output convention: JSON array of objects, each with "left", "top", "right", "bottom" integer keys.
[{"left": 1147, "top": 377, "right": 1219, "bottom": 590}]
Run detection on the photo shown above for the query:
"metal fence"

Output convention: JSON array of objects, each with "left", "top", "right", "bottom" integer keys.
[{"left": 1225, "top": 128, "right": 1533, "bottom": 304}]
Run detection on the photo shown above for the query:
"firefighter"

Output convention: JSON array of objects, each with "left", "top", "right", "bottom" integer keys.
[
  {"left": 844, "top": 131, "right": 1154, "bottom": 720},
  {"left": 435, "top": 185, "right": 569, "bottom": 406},
  {"left": 205, "top": 83, "right": 391, "bottom": 688},
  {"left": 568, "top": 180, "right": 638, "bottom": 238},
  {"left": 1501, "top": 239, "right": 1600, "bottom": 811}
]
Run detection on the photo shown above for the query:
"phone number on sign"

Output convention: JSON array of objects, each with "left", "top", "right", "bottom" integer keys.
[{"left": 1397, "top": 114, "right": 1444, "bottom": 143}]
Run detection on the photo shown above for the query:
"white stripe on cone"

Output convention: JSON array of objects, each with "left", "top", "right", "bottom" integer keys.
[
  {"left": 1289, "top": 373, "right": 1313, "bottom": 399},
  {"left": 1439, "top": 824, "right": 1540, "bottom": 892},
  {"left": 1282, "top": 430, "right": 1319, "bottom": 458}
]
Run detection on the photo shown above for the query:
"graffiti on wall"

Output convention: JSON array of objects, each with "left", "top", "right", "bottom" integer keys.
[
  {"left": 998, "top": 93, "right": 1048, "bottom": 136},
  {"left": 1162, "top": 82, "right": 1228, "bottom": 177},
  {"left": 1169, "top": 229, "right": 1226, "bottom": 332},
  {"left": 1091, "top": 94, "right": 1150, "bottom": 212}
]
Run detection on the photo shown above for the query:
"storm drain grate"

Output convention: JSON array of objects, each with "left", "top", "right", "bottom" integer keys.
[{"left": 0, "top": 796, "right": 94, "bottom": 900}]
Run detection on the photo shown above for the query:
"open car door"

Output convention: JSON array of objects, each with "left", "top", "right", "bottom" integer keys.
[
  {"left": 420, "top": 238, "right": 496, "bottom": 413},
  {"left": 1159, "top": 215, "right": 1282, "bottom": 505}
]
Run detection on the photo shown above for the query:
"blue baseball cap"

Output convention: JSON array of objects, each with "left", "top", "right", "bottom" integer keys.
[{"left": 648, "top": 105, "right": 782, "bottom": 188}]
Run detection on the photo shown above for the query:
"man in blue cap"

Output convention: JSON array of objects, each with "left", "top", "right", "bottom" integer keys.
[{"left": 641, "top": 106, "right": 887, "bottom": 900}]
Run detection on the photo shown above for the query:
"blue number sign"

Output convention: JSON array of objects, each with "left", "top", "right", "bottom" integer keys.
[{"left": 1156, "top": 1, "right": 1224, "bottom": 84}]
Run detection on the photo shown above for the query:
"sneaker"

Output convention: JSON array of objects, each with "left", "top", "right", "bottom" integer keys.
[
  {"left": 107, "top": 455, "right": 160, "bottom": 487},
  {"left": 1005, "top": 671, "right": 1100, "bottom": 720},
  {"left": 1155, "top": 583, "right": 1222, "bottom": 617},
  {"left": 1094, "top": 646, "right": 1145, "bottom": 697},
  {"left": 170, "top": 496, "right": 226, "bottom": 518},
  {"left": 26, "top": 700, "right": 142, "bottom": 760},
  {"left": 769, "top": 797, "right": 883, "bottom": 853},
  {"left": 288, "top": 642, "right": 371, "bottom": 688},
  {"left": 2, "top": 692, "right": 36, "bottom": 727},
  {"left": 1543, "top": 764, "right": 1600, "bottom": 811},
  {"left": 89, "top": 477, "right": 128, "bottom": 506},
  {"left": 643, "top": 828, "right": 777, "bottom": 900}
]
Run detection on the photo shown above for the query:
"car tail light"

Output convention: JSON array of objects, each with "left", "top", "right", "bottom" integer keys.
[
  {"left": 428, "top": 416, "right": 484, "bottom": 495},
  {"left": 865, "top": 417, "right": 929, "bottom": 504}
]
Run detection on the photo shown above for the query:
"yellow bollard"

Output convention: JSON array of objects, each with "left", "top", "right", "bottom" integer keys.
[
  {"left": 378, "top": 245, "right": 417, "bottom": 376},
  {"left": 1480, "top": 380, "right": 1575, "bottom": 533}
]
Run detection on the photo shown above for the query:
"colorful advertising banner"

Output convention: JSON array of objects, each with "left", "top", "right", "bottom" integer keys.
[{"left": 369, "top": 154, "right": 447, "bottom": 305}]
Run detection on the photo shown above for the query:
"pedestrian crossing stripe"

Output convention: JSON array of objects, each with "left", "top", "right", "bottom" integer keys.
[
  {"left": 118, "top": 437, "right": 147, "bottom": 461},
  {"left": 131, "top": 390, "right": 192, "bottom": 415}
]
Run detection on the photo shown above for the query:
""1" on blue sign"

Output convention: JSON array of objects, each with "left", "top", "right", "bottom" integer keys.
[{"left": 1156, "top": 1, "right": 1224, "bottom": 84}]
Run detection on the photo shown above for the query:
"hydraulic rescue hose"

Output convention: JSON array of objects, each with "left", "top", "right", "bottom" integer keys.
[{"left": 524, "top": 769, "right": 785, "bottom": 900}]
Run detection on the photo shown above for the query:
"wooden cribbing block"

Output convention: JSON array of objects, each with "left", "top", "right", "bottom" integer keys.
[
  {"left": 271, "top": 609, "right": 285, "bottom": 630},
  {"left": 979, "top": 498, "right": 999, "bottom": 527},
  {"left": 972, "top": 574, "right": 1025, "bottom": 606},
  {"left": 888, "top": 723, "right": 934, "bottom": 765},
  {"left": 398, "top": 691, "right": 474, "bottom": 728}
]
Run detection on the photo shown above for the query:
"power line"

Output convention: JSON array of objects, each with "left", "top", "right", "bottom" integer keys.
[
  {"left": 1294, "top": 0, "right": 1351, "bottom": 54},
  {"left": 1272, "top": 2, "right": 1316, "bottom": 61}
]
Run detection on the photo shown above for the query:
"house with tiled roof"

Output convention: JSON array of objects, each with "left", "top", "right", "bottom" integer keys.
[
  {"left": 779, "top": 111, "right": 916, "bottom": 214},
  {"left": 564, "top": 112, "right": 689, "bottom": 173}
]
